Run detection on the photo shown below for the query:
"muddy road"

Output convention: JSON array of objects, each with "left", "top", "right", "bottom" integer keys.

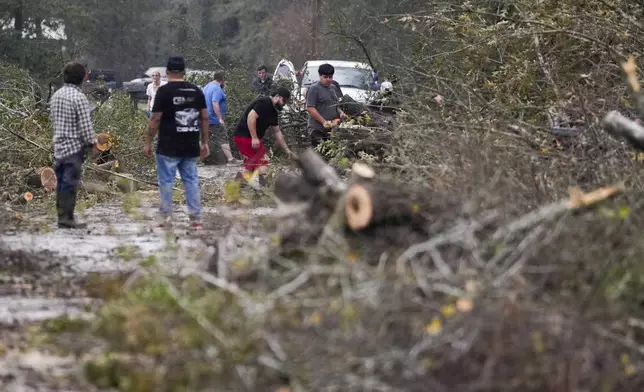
[{"left": 0, "top": 164, "right": 277, "bottom": 391}]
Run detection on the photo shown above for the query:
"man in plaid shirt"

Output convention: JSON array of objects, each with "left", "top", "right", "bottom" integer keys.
[{"left": 50, "top": 61, "right": 106, "bottom": 229}]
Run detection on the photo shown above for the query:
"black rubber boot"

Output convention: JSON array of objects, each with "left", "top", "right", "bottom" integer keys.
[{"left": 57, "top": 190, "right": 87, "bottom": 229}]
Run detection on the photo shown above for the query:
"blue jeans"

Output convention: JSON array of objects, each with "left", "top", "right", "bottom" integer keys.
[{"left": 155, "top": 153, "right": 201, "bottom": 220}]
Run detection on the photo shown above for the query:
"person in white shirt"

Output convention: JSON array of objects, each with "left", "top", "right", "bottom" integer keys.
[{"left": 146, "top": 71, "right": 167, "bottom": 117}]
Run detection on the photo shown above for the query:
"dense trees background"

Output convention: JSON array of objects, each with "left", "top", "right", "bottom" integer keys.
[{"left": 0, "top": 0, "right": 429, "bottom": 81}]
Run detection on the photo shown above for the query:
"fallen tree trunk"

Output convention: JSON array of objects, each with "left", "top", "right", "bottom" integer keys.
[
  {"left": 25, "top": 167, "right": 57, "bottom": 191},
  {"left": 274, "top": 149, "right": 450, "bottom": 252},
  {"left": 81, "top": 157, "right": 137, "bottom": 193},
  {"left": 86, "top": 160, "right": 119, "bottom": 183},
  {"left": 273, "top": 149, "right": 625, "bottom": 258},
  {"left": 81, "top": 181, "right": 118, "bottom": 195}
]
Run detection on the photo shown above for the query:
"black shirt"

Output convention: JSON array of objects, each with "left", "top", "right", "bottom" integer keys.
[
  {"left": 234, "top": 97, "right": 278, "bottom": 140},
  {"left": 152, "top": 81, "right": 207, "bottom": 157}
]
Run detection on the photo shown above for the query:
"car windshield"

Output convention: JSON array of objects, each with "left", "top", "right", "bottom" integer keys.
[{"left": 302, "top": 65, "right": 372, "bottom": 89}]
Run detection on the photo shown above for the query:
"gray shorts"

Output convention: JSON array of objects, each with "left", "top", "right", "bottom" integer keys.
[{"left": 209, "top": 123, "right": 228, "bottom": 145}]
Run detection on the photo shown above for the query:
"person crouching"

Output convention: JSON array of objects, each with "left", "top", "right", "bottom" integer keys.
[{"left": 232, "top": 87, "right": 295, "bottom": 187}]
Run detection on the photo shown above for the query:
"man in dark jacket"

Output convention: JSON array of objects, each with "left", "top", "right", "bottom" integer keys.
[{"left": 251, "top": 64, "right": 273, "bottom": 96}]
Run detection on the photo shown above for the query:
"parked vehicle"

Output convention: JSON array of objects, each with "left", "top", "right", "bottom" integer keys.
[
  {"left": 122, "top": 67, "right": 167, "bottom": 100},
  {"left": 273, "top": 59, "right": 298, "bottom": 92},
  {"left": 272, "top": 59, "right": 301, "bottom": 113},
  {"left": 85, "top": 68, "right": 120, "bottom": 101},
  {"left": 86, "top": 69, "right": 120, "bottom": 90}
]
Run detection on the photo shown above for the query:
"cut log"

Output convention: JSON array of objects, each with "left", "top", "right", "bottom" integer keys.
[
  {"left": 95, "top": 132, "right": 113, "bottom": 152},
  {"left": 275, "top": 149, "right": 442, "bottom": 254},
  {"left": 344, "top": 181, "right": 429, "bottom": 231},
  {"left": 345, "top": 184, "right": 372, "bottom": 230},
  {"left": 25, "top": 167, "right": 57, "bottom": 191},
  {"left": 350, "top": 162, "right": 375, "bottom": 182}
]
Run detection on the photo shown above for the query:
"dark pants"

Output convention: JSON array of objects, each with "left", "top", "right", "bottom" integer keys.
[
  {"left": 310, "top": 128, "right": 330, "bottom": 148},
  {"left": 54, "top": 150, "right": 85, "bottom": 222}
]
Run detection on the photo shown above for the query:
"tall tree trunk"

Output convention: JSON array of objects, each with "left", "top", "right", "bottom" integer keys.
[
  {"left": 310, "top": 0, "right": 320, "bottom": 59},
  {"left": 177, "top": 4, "right": 188, "bottom": 48},
  {"left": 200, "top": 0, "right": 214, "bottom": 41},
  {"left": 13, "top": 2, "right": 24, "bottom": 38},
  {"left": 35, "top": 17, "right": 43, "bottom": 38},
  {"left": 13, "top": 1, "right": 25, "bottom": 68}
]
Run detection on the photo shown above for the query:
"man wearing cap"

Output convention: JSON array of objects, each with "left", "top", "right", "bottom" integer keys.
[
  {"left": 50, "top": 61, "right": 108, "bottom": 229},
  {"left": 145, "top": 56, "right": 210, "bottom": 229},
  {"left": 232, "top": 87, "right": 295, "bottom": 187},
  {"left": 305, "top": 63, "right": 346, "bottom": 148}
]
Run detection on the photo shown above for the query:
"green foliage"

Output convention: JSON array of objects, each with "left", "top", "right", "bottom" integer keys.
[
  {"left": 59, "top": 276, "right": 270, "bottom": 391},
  {"left": 0, "top": 62, "right": 54, "bottom": 194}
]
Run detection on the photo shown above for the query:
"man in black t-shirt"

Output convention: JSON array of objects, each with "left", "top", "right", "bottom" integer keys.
[
  {"left": 233, "top": 87, "right": 294, "bottom": 186},
  {"left": 145, "top": 55, "right": 209, "bottom": 229}
]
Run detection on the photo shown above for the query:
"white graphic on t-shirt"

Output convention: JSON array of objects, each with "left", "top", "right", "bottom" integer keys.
[
  {"left": 175, "top": 108, "right": 200, "bottom": 132},
  {"left": 173, "top": 96, "right": 186, "bottom": 105}
]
